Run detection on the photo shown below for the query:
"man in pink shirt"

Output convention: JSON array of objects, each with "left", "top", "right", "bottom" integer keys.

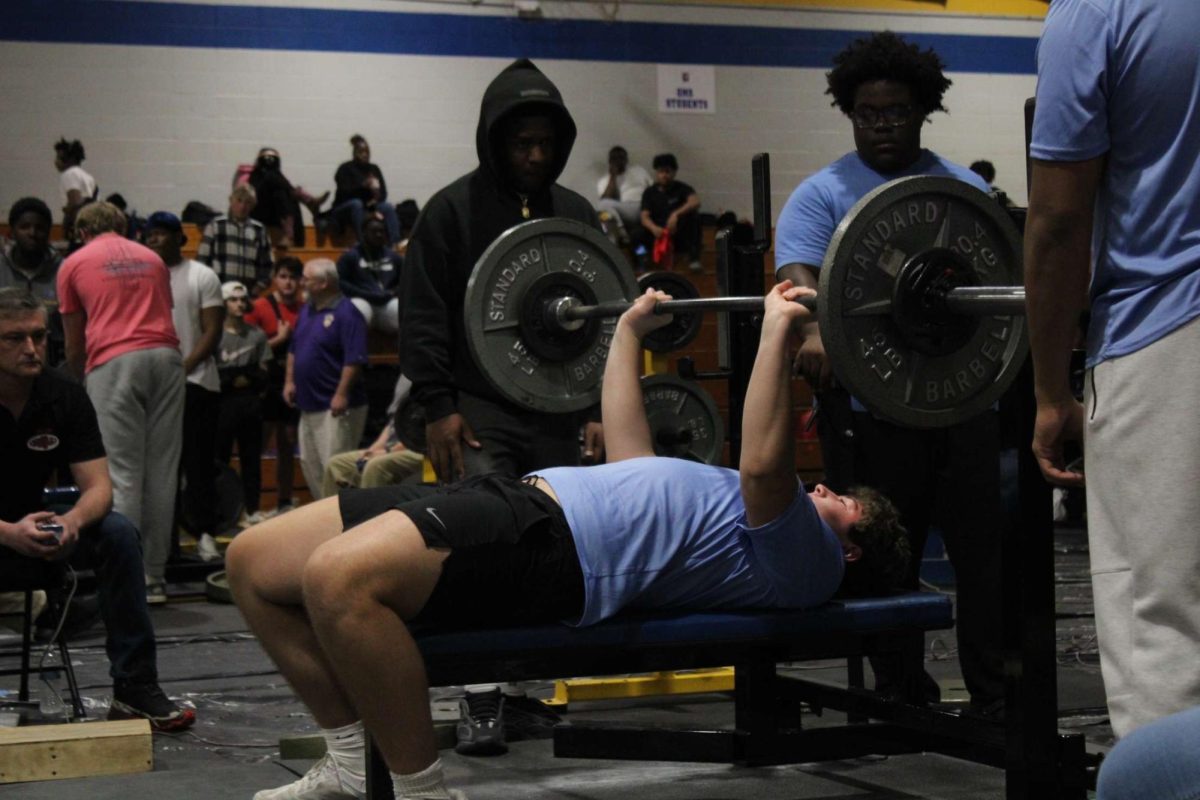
[{"left": 57, "top": 202, "right": 185, "bottom": 603}]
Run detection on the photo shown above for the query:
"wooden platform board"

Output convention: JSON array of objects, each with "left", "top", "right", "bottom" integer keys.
[{"left": 0, "top": 719, "right": 152, "bottom": 784}]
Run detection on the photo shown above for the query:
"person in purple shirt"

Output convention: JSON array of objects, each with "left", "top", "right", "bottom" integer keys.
[
  {"left": 226, "top": 282, "right": 909, "bottom": 800},
  {"left": 283, "top": 258, "right": 369, "bottom": 501},
  {"left": 774, "top": 31, "right": 1004, "bottom": 717}
]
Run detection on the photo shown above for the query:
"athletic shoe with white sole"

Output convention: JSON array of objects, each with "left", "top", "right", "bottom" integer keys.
[
  {"left": 253, "top": 753, "right": 366, "bottom": 800},
  {"left": 455, "top": 687, "right": 507, "bottom": 755},
  {"left": 108, "top": 682, "right": 196, "bottom": 732}
]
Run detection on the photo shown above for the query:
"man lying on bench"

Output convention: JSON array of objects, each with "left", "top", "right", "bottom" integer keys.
[{"left": 226, "top": 281, "right": 910, "bottom": 800}]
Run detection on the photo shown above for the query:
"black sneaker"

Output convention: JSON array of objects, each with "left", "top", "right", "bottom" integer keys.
[
  {"left": 108, "top": 682, "right": 196, "bottom": 732},
  {"left": 501, "top": 694, "right": 561, "bottom": 741},
  {"left": 455, "top": 687, "right": 507, "bottom": 756}
]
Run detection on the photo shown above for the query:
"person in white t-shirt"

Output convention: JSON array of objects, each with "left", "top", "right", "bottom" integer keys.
[
  {"left": 145, "top": 211, "right": 225, "bottom": 560},
  {"left": 54, "top": 138, "right": 97, "bottom": 237},
  {"left": 596, "top": 146, "right": 652, "bottom": 236}
]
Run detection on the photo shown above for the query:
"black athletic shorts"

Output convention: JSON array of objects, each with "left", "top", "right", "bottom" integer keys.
[{"left": 338, "top": 475, "right": 585, "bottom": 630}]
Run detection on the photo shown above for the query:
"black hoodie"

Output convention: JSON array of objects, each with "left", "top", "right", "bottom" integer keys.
[{"left": 400, "top": 59, "right": 599, "bottom": 421}]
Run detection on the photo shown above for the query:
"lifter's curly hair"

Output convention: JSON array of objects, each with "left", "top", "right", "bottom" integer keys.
[
  {"left": 835, "top": 485, "right": 911, "bottom": 598},
  {"left": 825, "top": 31, "right": 951, "bottom": 118}
]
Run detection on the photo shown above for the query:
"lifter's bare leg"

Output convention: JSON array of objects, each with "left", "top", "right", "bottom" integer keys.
[
  {"left": 226, "top": 496, "right": 358, "bottom": 727},
  {"left": 228, "top": 499, "right": 459, "bottom": 798},
  {"left": 302, "top": 509, "right": 449, "bottom": 773}
]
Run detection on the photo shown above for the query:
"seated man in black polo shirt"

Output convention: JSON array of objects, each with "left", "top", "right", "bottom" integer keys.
[
  {"left": 634, "top": 152, "right": 703, "bottom": 273},
  {"left": 0, "top": 287, "right": 195, "bottom": 731}
]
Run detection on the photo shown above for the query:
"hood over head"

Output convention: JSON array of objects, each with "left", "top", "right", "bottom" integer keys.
[{"left": 476, "top": 59, "right": 577, "bottom": 190}]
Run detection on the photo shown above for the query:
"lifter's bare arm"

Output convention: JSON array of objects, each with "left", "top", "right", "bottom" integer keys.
[
  {"left": 601, "top": 288, "right": 673, "bottom": 463},
  {"left": 740, "top": 281, "right": 815, "bottom": 527}
]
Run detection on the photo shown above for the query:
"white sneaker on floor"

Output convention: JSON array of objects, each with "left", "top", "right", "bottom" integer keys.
[
  {"left": 244, "top": 510, "right": 272, "bottom": 527},
  {"left": 253, "top": 753, "right": 365, "bottom": 800},
  {"left": 145, "top": 581, "right": 167, "bottom": 605},
  {"left": 197, "top": 533, "right": 220, "bottom": 561}
]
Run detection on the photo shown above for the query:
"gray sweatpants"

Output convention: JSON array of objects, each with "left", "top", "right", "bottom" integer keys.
[
  {"left": 86, "top": 347, "right": 185, "bottom": 582},
  {"left": 1086, "top": 314, "right": 1200, "bottom": 737}
]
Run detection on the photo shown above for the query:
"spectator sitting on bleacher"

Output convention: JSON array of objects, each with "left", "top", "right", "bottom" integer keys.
[
  {"left": 336, "top": 216, "right": 401, "bottom": 335},
  {"left": 247, "top": 147, "right": 328, "bottom": 249},
  {"left": 321, "top": 373, "right": 423, "bottom": 497},
  {"left": 331, "top": 134, "right": 402, "bottom": 246},
  {"left": 283, "top": 258, "right": 369, "bottom": 501},
  {"left": 635, "top": 153, "right": 703, "bottom": 274},
  {"left": 596, "top": 145, "right": 652, "bottom": 242},
  {"left": 53, "top": 137, "right": 97, "bottom": 240},
  {"left": 197, "top": 184, "right": 274, "bottom": 294},
  {"left": 244, "top": 257, "right": 303, "bottom": 515},
  {"left": 215, "top": 281, "right": 273, "bottom": 530},
  {"left": 0, "top": 198, "right": 64, "bottom": 365}
]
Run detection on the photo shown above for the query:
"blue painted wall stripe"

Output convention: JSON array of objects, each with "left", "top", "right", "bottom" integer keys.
[{"left": 5, "top": 1, "right": 1038, "bottom": 74}]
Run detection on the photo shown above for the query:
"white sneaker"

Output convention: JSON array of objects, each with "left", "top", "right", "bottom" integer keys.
[
  {"left": 244, "top": 510, "right": 272, "bottom": 527},
  {"left": 145, "top": 581, "right": 168, "bottom": 606},
  {"left": 197, "top": 533, "right": 220, "bottom": 562},
  {"left": 253, "top": 754, "right": 365, "bottom": 800}
]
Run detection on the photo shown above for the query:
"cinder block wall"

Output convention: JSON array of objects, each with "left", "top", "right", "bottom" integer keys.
[{"left": 2, "top": 1, "right": 1040, "bottom": 223}]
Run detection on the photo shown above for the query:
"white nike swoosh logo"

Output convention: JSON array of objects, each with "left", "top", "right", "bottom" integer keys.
[
  {"left": 220, "top": 345, "right": 257, "bottom": 362},
  {"left": 425, "top": 507, "right": 446, "bottom": 528}
]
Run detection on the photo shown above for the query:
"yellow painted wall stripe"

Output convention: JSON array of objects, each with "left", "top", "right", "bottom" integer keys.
[{"left": 685, "top": 0, "right": 1048, "bottom": 18}]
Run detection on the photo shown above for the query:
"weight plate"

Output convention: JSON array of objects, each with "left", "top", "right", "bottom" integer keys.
[
  {"left": 818, "top": 176, "right": 1028, "bottom": 429},
  {"left": 465, "top": 219, "right": 638, "bottom": 414},
  {"left": 205, "top": 570, "right": 233, "bottom": 604},
  {"left": 641, "top": 374, "right": 724, "bottom": 465},
  {"left": 637, "top": 271, "right": 704, "bottom": 353}
]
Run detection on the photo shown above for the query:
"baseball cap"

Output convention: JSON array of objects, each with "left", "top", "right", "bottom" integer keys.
[
  {"left": 146, "top": 211, "right": 186, "bottom": 244},
  {"left": 222, "top": 281, "right": 248, "bottom": 301}
]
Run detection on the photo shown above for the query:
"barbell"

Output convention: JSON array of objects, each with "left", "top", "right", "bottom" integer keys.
[{"left": 463, "top": 176, "right": 1029, "bottom": 429}]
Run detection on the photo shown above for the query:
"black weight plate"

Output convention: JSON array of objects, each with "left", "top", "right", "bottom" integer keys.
[
  {"left": 637, "top": 271, "right": 703, "bottom": 353},
  {"left": 818, "top": 176, "right": 1028, "bottom": 429},
  {"left": 465, "top": 219, "right": 638, "bottom": 414},
  {"left": 641, "top": 374, "right": 724, "bottom": 465}
]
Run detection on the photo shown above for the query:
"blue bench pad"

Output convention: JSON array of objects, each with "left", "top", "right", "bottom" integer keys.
[{"left": 416, "top": 592, "right": 952, "bottom": 660}]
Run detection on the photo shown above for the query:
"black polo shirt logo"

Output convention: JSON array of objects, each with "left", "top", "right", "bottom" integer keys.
[{"left": 26, "top": 433, "right": 60, "bottom": 452}]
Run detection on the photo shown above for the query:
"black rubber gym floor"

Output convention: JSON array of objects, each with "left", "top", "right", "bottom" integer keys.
[{"left": 1, "top": 519, "right": 1108, "bottom": 799}]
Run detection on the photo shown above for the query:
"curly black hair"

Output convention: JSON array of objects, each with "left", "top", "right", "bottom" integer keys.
[
  {"left": 8, "top": 197, "right": 52, "bottom": 229},
  {"left": 54, "top": 137, "right": 86, "bottom": 165},
  {"left": 826, "top": 31, "right": 952, "bottom": 118}
]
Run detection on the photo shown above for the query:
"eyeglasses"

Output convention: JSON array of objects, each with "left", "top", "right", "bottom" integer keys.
[
  {"left": 0, "top": 329, "right": 49, "bottom": 347},
  {"left": 850, "top": 105, "right": 916, "bottom": 129}
]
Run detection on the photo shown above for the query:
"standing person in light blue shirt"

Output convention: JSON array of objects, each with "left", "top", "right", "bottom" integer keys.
[
  {"left": 1026, "top": 0, "right": 1200, "bottom": 742},
  {"left": 774, "top": 30, "right": 1004, "bottom": 716},
  {"left": 224, "top": 282, "right": 910, "bottom": 800}
]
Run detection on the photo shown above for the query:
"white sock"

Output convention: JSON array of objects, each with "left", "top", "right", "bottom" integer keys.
[
  {"left": 321, "top": 720, "right": 366, "bottom": 789},
  {"left": 391, "top": 758, "right": 464, "bottom": 799}
]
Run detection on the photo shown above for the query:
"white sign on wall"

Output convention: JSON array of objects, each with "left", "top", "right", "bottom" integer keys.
[{"left": 657, "top": 64, "right": 716, "bottom": 114}]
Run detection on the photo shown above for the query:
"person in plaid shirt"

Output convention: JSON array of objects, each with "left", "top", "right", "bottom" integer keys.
[{"left": 197, "top": 184, "right": 273, "bottom": 293}]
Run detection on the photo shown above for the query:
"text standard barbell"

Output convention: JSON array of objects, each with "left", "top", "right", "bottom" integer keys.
[{"left": 463, "top": 176, "right": 1029, "bottom": 429}]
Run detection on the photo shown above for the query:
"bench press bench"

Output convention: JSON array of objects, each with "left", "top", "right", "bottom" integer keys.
[{"left": 365, "top": 591, "right": 1002, "bottom": 799}]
